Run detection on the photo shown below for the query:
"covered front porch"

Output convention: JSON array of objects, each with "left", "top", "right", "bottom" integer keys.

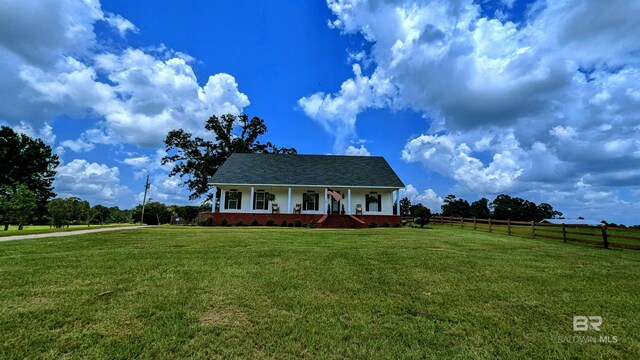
[{"left": 212, "top": 185, "right": 402, "bottom": 216}]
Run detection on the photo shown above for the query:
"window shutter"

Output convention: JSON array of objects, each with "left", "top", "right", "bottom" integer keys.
[
  {"left": 378, "top": 194, "right": 382, "bottom": 212},
  {"left": 303, "top": 194, "right": 307, "bottom": 211},
  {"left": 253, "top": 192, "right": 257, "bottom": 210},
  {"left": 237, "top": 192, "right": 242, "bottom": 210},
  {"left": 366, "top": 194, "right": 370, "bottom": 212},
  {"left": 224, "top": 192, "right": 229, "bottom": 209},
  {"left": 264, "top": 192, "right": 269, "bottom": 210},
  {"left": 314, "top": 193, "right": 319, "bottom": 211}
]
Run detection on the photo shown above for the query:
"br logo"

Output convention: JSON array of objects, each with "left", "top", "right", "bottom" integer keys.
[{"left": 573, "top": 316, "right": 602, "bottom": 331}]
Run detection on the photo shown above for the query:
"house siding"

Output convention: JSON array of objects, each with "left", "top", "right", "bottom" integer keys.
[{"left": 217, "top": 185, "right": 397, "bottom": 216}]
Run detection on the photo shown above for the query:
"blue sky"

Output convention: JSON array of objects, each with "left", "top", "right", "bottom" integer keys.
[{"left": 1, "top": 0, "right": 639, "bottom": 225}]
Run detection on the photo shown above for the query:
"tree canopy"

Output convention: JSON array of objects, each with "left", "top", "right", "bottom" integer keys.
[
  {"left": 441, "top": 195, "right": 471, "bottom": 218},
  {"left": 0, "top": 126, "right": 59, "bottom": 220},
  {"left": 162, "top": 114, "right": 296, "bottom": 202},
  {"left": 409, "top": 203, "right": 432, "bottom": 228}
]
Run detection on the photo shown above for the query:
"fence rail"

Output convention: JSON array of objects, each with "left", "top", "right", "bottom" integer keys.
[{"left": 431, "top": 215, "right": 640, "bottom": 250}]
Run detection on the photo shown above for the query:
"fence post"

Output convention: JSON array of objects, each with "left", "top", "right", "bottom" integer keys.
[
  {"left": 562, "top": 223, "right": 567, "bottom": 243},
  {"left": 531, "top": 221, "right": 535, "bottom": 238},
  {"left": 488, "top": 218, "right": 492, "bottom": 233},
  {"left": 473, "top": 217, "right": 477, "bottom": 231},
  {"left": 601, "top": 224, "right": 609, "bottom": 249},
  {"left": 440, "top": 216, "right": 444, "bottom": 225},
  {"left": 507, "top": 219, "right": 511, "bottom": 236},
  {"left": 449, "top": 216, "right": 453, "bottom": 227},
  {"left": 461, "top": 217, "right": 464, "bottom": 228}
]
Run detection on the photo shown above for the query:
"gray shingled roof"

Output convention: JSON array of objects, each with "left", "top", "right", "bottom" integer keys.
[{"left": 209, "top": 153, "right": 405, "bottom": 188}]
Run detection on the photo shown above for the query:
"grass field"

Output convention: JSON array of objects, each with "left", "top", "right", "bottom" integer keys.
[
  {"left": 0, "top": 223, "right": 136, "bottom": 238},
  {"left": 1, "top": 227, "right": 638, "bottom": 359}
]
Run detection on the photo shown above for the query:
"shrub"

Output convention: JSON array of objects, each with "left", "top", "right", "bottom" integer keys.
[
  {"left": 381, "top": 222, "right": 390, "bottom": 227},
  {"left": 265, "top": 219, "right": 275, "bottom": 226},
  {"left": 281, "top": 220, "right": 288, "bottom": 227},
  {"left": 294, "top": 220, "right": 302, "bottom": 227},
  {"left": 393, "top": 222, "right": 401, "bottom": 228},
  {"left": 236, "top": 220, "right": 245, "bottom": 227},
  {"left": 288, "top": 223, "right": 294, "bottom": 227},
  {"left": 308, "top": 220, "right": 316, "bottom": 229},
  {"left": 220, "top": 219, "right": 229, "bottom": 227},
  {"left": 369, "top": 222, "right": 378, "bottom": 228},
  {"left": 199, "top": 218, "right": 215, "bottom": 226},
  {"left": 251, "top": 219, "right": 260, "bottom": 226}
]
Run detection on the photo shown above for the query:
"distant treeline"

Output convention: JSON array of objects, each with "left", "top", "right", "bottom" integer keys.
[{"left": 400, "top": 194, "right": 563, "bottom": 223}]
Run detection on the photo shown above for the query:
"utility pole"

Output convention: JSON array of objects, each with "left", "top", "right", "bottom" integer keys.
[{"left": 140, "top": 175, "right": 150, "bottom": 225}]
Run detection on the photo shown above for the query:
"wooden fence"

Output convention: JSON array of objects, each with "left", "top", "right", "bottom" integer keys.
[{"left": 431, "top": 215, "right": 640, "bottom": 250}]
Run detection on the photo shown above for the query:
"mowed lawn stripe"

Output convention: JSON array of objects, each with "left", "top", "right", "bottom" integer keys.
[{"left": 0, "top": 227, "right": 638, "bottom": 359}]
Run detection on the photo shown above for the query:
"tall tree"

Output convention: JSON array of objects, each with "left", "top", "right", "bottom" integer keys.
[
  {"left": 536, "top": 203, "right": 563, "bottom": 222},
  {"left": 441, "top": 195, "right": 471, "bottom": 218},
  {"left": 469, "top": 198, "right": 491, "bottom": 219},
  {"left": 0, "top": 126, "right": 59, "bottom": 221},
  {"left": 92, "top": 205, "right": 111, "bottom": 225},
  {"left": 162, "top": 114, "right": 296, "bottom": 202},
  {"left": 1, "top": 185, "right": 37, "bottom": 230},
  {"left": 399, "top": 197, "right": 411, "bottom": 218},
  {"left": 48, "top": 198, "right": 69, "bottom": 229},
  {"left": 409, "top": 204, "right": 432, "bottom": 228},
  {"left": 133, "top": 201, "right": 172, "bottom": 225}
]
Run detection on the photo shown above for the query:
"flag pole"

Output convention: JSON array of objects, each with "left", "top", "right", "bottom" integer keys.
[{"left": 140, "top": 175, "right": 150, "bottom": 225}]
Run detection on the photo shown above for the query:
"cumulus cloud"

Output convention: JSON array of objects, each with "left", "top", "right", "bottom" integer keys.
[
  {"left": 104, "top": 13, "right": 138, "bottom": 37},
  {"left": 299, "top": 0, "right": 640, "bottom": 222},
  {"left": 400, "top": 184, "right": 443, "bottom": 212},
  {"left": 345, "top": 144, "right": 371, "bottom": 156},
  {"left": 0, "top": 0, "right": 250, "bottom": 149},
  {"left": 61, "top": 138, "right": 95, "bottom": 152},
  {"left": 55, "top": 159, "right": 130, "bottom": 205}
]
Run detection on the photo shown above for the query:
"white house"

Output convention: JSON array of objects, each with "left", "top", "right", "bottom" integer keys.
[{"left": 203, "top": 153, "right": 405, "bottom": 227}]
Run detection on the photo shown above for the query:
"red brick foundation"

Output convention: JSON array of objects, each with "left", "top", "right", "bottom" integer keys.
[{"left": 198, "top": 212, "right": 401, "bottom": 228}]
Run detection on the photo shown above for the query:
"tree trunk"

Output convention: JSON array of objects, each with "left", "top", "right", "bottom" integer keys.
[{"left": 3, "top": 224, "right": 8, "bottom": 231}]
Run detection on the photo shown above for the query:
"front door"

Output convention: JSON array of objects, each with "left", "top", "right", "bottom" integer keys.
[{"left": 331, "top": 192, "right": 340, "bottom": 214}]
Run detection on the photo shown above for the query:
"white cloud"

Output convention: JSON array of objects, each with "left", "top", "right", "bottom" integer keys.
[
  {"left": 121, "top": 149, "right": 172, "bottom": 172},
  {"left": 298, "top": 0, "right": 640, "bottom": 223},
  {"left": 104, "top": 13, "right": 138, "bottom": 37},
  {"left": 10, "top": 121, "right": 56, "bottom": 144},
  {"left": 345, "top": 144, "right": 371, "bottom": 156},
  {"left": 54, "top": 159, "right": 130, "bottom": 205},
  {"left": 0, "top": 0, "right": 250, "bottom": 149},
  {"left": 61, "top": 138, "right": 95, "bottom": 152},
  {"left": 298, "top": 64, "right": 395, "bottom": 152},
  {"left": 402, "top": 133, "right": 523, "bottom": 194},
  {"left": 400, "top": 184, "right": 443, "bottom": 213}
]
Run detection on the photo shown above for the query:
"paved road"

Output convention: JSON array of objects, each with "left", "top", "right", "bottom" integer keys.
[{"left": 0, "top": 226, "right": 149, "bottom": 242}]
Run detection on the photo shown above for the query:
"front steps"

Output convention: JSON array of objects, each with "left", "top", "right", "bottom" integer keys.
[{"left": 316, "top": 214, "right": 368, "bottom": 228}]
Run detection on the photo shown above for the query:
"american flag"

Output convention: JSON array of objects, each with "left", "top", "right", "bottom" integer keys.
[{"left": 327, "top": 189, "right": 341, "bottom": 202}]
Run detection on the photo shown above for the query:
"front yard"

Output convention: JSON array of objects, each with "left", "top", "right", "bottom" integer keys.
[{"left": 0, "top": 227, "right": 638, "bottom": 358}]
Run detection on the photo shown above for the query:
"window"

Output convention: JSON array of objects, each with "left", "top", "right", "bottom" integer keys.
[
  {"left": 303, "top": 191, "right": 319, "bottom": 211},
  {"left": 225, "top": 190, "right": 242, "bottom": 210},
  {"left": 254, "top": 190, "right": 269, "bottom": 210},
  {"left": 366, "top": 192, "right": 382, "bottom": 212}
]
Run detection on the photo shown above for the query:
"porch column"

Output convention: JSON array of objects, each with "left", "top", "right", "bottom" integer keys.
[
  {"left": 249, "top": 186, "right": 254, "bottom": 213},
  {"left": 396, "top": 189, "right": 400, "bottom": 215},
  {"left": 211, "top": 186, "right": 216, "bottom": 212},
  {"left": 287, "top": 187, "right": 292, "bottom": 213},
  {"left": 347, "top": 188, "right": 351, "bottom": 215},
  {"left": 324, "top": 188, "right": 328, "bottom": 214}
]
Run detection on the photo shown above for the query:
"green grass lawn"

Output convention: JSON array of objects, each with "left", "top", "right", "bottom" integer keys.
[
  {"left": 0, "top": 223, "right": 136, "bottom": 237},
  {"left": 0, "top": 227, "right": 638, "bottom": 359}
]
